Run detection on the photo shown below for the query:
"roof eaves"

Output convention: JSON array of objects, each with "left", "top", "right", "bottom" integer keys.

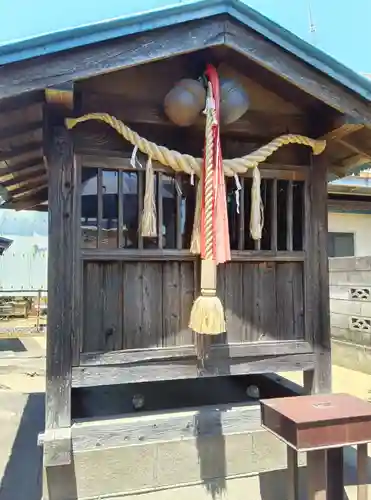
[
  {"left": 1, "top": 0, "right": 371, "bottom": 106},
  {"left": 0, "top": 0, "right": 225, "bottom": 65}
]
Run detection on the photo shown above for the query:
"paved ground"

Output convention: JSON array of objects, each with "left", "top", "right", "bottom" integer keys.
[
  {"left": 0, "top": 335, "right": 45, "bottom": 500},
  {"left": 0, "top": 335, "right": 371, "bottom": 500}
]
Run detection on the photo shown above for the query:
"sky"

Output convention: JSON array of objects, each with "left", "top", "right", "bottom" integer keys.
[{"left": 0, "top": 0, "right": 370, "bottom": 73}]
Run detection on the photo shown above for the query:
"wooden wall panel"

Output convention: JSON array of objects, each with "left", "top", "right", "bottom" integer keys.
[{"left": 82, "top": 260, "right": 305, "bottom": 353}]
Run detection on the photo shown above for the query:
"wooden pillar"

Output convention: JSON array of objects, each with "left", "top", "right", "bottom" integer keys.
[
  {"left": 304, "top": 152, "right": 339, "bottom": 496},
  {"left": 43, "top": 108, "right": 80, "bottom": 466},
  {"left": 303, "top": 153, "right": 331, "bottom": 395}
]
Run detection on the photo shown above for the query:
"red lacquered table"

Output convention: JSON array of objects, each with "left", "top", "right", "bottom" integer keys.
[{"left": 261, "top": 393, "right": 371, "bottom": 500}]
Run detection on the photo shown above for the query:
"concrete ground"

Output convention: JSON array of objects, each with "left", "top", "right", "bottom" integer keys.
[{"left": 0, "top": 335, "right": 370, "bottom": 500}]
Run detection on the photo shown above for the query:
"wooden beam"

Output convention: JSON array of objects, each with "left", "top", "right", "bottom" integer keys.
[
  {"left": 80, "top": 341, "right": 313, "bottom": 366},
  {"left": 2, "top": 189, "right": 48, "bottom": 210},
  {"left": 44, "top": 118, "right": 75, "bottom": 445},
  {"left": 45, "top": 82, "right": 74, "bottom": 111},
  {"left": 338, "top": 153, "right": 369, "bottom": 171},
  {"left": 0, "top": 91, "right": 44, "bottom": 113},
  {"left": 81, "top": 248, "right": 305, "bottom": 262},
  {"left": 61, "top": 402, "right": 264, "bottom": 452},
  {"left": 4, "top": 170, "right": 46, "bottom": 189},
  {"left": 0, "top": 19, "right": 225, "bottom": 100},
  {"left": 72, "top": 353, "right": 315, "bottom": 387},
  {"left": 303, "top": 153, "right": 331, "bottom": 394},
  {"left": 11, "top": 182, "right": 48, "bottom": 199},
  {"left": 0, "top": 141, "right": 42, "bottom": 162},
  {"left": 0, "top": 121, "right": 42, "bottom": 143},
  {"left": 0, "top": 163, "right": 45, "bottom": 184},
  {"left": 0, "top": 157, "right": 44, "bottom": 176},
  {"left": 81, "top": 91, "right": 309, "bottom": 137},
  {"left": 225, "top": 20, "right": 371, "bottom": 124},
  {"left": 337, "top": 138, "right": 371, "bottom": 161},
  {"left": 319, "top": 118, "right": 364, "bottom": 142},
  {"left": 328, "top": 198, "right": 371, "bottom": 212}
]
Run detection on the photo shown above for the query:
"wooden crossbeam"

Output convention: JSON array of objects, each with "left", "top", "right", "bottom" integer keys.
[
  {"left": 6, "top": 171, "right": 47, "bottom": 190},
  {"left": 0, "top": 121, "right": 43, "bottom": 143},
  {"left": 0, "top": 157, "right": 44, "bottom": 176},
  {"left": 81, "top": 91, "right": 309, "bottom": 137},
  {"left": 0, "top": 91, "right": 44, "bottom": 113},
  {"left": 0, "top": 141, "right": 42, "bottom": 162}
]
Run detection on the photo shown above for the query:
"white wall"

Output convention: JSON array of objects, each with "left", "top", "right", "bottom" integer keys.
[{"left": 328, "top": 212, "right": 371, "bottom": 257}]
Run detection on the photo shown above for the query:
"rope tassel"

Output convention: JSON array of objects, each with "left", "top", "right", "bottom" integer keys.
[
  {"left": 189, "top": 65, "right": 230, "bottom": 336},
  {"left": 250, "top": 166, "right": 263, "bottom": 241},
  {"left": 140, "top": 157, "right": 157, "bottom": 238}
]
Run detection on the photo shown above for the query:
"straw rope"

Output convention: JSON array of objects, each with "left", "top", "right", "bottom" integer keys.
[
  {"left": 203, "top": 85, "right": 215, "bottom": 260},
  {"left": 65, "top": 113, "right": 326, "bottom": 178}
]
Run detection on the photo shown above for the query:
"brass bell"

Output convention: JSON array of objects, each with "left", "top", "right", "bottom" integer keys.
[
  {"left": 164, "top": 78, "right": 206, "bottom": 127},
  {"left": 219, "top": 77, "right": 250, "bottom": 125}
]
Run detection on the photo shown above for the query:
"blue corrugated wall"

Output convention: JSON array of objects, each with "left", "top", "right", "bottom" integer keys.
[{"left": 0, "top": 210, "right": 48, "bottom": 296}]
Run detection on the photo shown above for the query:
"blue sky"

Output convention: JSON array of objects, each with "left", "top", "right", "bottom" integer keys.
[{"left": 0, "top": 0, "right": 369, "bottom": 73}]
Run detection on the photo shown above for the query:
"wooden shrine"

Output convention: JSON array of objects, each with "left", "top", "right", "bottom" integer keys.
[{"left": 1, "top": 1, "right": 371, "bottom": 498}]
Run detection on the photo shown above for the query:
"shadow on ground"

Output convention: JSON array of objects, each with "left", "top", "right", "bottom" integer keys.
[
  {"left": 0, "top": 392, "right": 44, "bottom": 500},
  {"left": 0, "top": 338, "right": 26, "bottom": 353}
]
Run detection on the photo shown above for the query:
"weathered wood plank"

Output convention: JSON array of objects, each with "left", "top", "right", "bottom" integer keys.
[
  {"left": 81, "top": 248, "right": 306, "bottom": 262},
  {"left": 42, "top": 428, "right": 72, "bottom": 468},
  {"left": 83, "top": 263, "right": 103, "bottom": 352},
  {"left": 276, "top": 263, "right": 293, "bottom": 341},
  {"left": 162, "top": 262, "right": 181, "bottom": 346},
  {"left": 123, "top": 263, "right": 143, "bottom": 349},
  {"left": 242, "top": 263, "right": 255, "bottom": 341},
  {"left": 71, "top": 402, "right": 261, "bottom": 452},
  {"left": 179, "top": 262, "right": 195, "bottom": 345},
  {"left": 44, "top": 119, "right": 75, "bottom": 432},
  {"left": 225, "top": 263, "right": 244, "bottom": 342},
  {"left": 225, "top": 19, "right": 371, "bottom": 124},
  {"left": 72, "top": 156, "right": 83, "bottom": 365},
  {"left": 304, "top": 154, "right": 332, "bottom": 394},
  {"left": 79, "top": 340, "right": 313, "bottom": 366},
  {"left": 72, "top": 353, "right": 315, "bottom": 387},
  {"left": 256, "top": 263, "right": 277, "bottom": 341},
  {"left": 142, "top": 262, "right": 163, "bottom": 347},
  {"left": 102, "top": 262, "right": 123, "bottom": 351},
  {"left": 0, "top": 120, "right": 42, "bottom": 142},
  {"left": 0, "top": 19, "right": 225, "bottom": 100},
  {"left": 0, "top": 157, "right": 43, "bottom": 177},
  {"left": 292, "top": 263, "right": 305, "bottom": 340}
]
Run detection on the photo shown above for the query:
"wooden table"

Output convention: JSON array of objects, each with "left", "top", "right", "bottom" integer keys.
[{"left": 260, "top": 393, "right": 371, "bottom": 500}]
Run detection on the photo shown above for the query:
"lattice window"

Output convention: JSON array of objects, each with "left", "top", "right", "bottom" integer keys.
[
  {"left": 349, "top": 288, "right": 371, "bottom": 301},
  {"left": 350, "top": 316, "right": 371, "bottom": 333},
  {"left": 79, "top": 165, "right": 305, "bottom": 252}
]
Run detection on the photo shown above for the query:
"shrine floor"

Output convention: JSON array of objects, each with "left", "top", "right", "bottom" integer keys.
[{"left": 0, "top": 336, "right": 370, "bottom": 500}]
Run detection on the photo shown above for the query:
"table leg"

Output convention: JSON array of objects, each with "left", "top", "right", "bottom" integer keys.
[
  {"left": 327, "top": 447, "right": 344, "bottom": 500},
  {"left": 287, "top": 445, "right": 299, "bottom": 500},
  {"left": 357, "top": 443, "right": 369, "bottom": 500},
  {"left": 307, "top": 449, "right": 326, "bottom": 500}
]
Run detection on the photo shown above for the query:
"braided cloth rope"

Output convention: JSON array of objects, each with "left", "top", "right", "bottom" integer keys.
[{"left": 65, "top": 113, "right": 326, "bottom": 178}]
